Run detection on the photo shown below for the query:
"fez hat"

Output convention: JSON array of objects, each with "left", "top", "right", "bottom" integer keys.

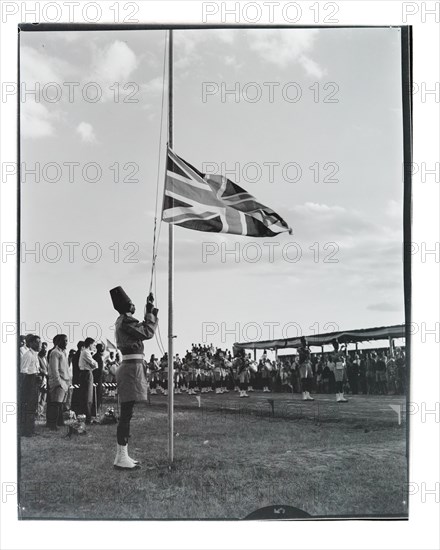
[{"left": 110, "top": 286, "right": 132, "bottom": 313}]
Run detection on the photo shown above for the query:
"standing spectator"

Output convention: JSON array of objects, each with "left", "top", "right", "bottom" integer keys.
[
  {"left": 321, "top": 355, "right": 331, "bottom": 394},
  {"left": 71, "top": 341, "right": 84, "bottom": 414},
  {"left": 376, "top": 351, "right": 387, "bottom": 395},
  {"left": 359, "top": 352, "right": 367, "bottom": 394},
  {"left": 395, "top": 350, "right": 406, "bottom": 394},
  {"left": 47, "top": 334, "right": 71, "bottom": 430},
  {"left": 65, "top": 349, "right": 75, "bottom": 411},
  {"left": 92, "top": 343, "right": 105, "bottom": 415},
  {"left": 366, "top": 352, "right": 376, "bottom": 394},
  {"left": 350, "top": 353, "right": 360, "bottom": 395},
  {"left": 315, "top": 355, "right": 324, "bottom": 394},
  {"left": 386, "top": 353, "right": 398, "bottom": 395},
  {"left": 20, "top": 334, "right": 42, "bottom": 437},
  {"left": 79, "top": 337, "right": 98, "bottom": 424},
  {"left": 105, "top": 351, "right": 119, "bottom": 396},
  {"left": 46, "top": 335, "right": 58, "bottom": 363},
  {"left": 37, "top": 342, "right": 48, "bottom": 418},
  {"left": 19, "top": 335, "right": 28, "bottom": 358}
]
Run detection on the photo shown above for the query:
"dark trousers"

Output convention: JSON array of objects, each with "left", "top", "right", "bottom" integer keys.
[
  {"left": 20, "top": 374, "right": 38, "bottom": 436},
  {"left": 79, "top": 370, "right": 94, "bottom": 421},
  {"left": 301, "top": 377, "right": 313, "bottom": 392},
  {"left": 117, "top": 400, "right": 135, "bottom": 445},
  {"left": 46, "top": 402, "right": 65, "bottom": 429},
  {"left": 92, "top": 381, "right": 102, "bottom": 417},
  {"left": 71, "top": 386, "right": 81, "bottom": 414}
]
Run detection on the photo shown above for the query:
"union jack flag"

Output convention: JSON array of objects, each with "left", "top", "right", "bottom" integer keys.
[{"left": 162, "top": 148, "right": 292, "bottom": 237}]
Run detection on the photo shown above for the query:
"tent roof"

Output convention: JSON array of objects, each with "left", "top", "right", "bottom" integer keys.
[{"left": 233, "top": 324, "right": 406, "bottom": 350}]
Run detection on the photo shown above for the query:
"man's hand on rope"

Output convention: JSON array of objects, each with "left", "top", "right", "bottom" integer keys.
[{"left": 146, "top": 292, "right": 159, "bottom": 317}]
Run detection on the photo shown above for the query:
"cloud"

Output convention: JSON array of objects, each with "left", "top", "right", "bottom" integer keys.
[
  {"left": 288, "top": 202, "right": 375, "bottom": 238},
  {"left": 88, "top": 40, "right": 139, "bottom": 101},
  {"left": 20, "top": 46, "right": 72, "bottom": 139},
  {"left": 91, "top": 40, "right": 139, "bottom": 83},
  {"left": 298, "top": 54, "right": 326, "bottom": 79},
  {"left": 173, "top": 30, "right": 236, "bottom": 73},
  {"left": 76, "top": 121, "right": 97, "bottom": 143},
  {"left": 21, "top": 101, "right": 56, "bottom": 139},
  {"left": 246, "top": 29, "right": 325, "bottom": 78}
]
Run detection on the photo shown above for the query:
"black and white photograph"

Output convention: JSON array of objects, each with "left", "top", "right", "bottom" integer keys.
[
  {"left": 15, "top": 21, "right": 413, "bottom": 522},
  {"left": 0, "top": 0, "right": 438, "bottom": 546}
]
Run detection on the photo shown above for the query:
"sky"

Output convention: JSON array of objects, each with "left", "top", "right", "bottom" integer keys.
[{"left": 19, "top": 27, "right": 405, "bottom": 356}]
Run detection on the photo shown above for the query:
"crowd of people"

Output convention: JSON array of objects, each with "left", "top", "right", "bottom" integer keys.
[
  {"left": 19, "top": 333, "right": 120, "bottom": 437},
  {"left": 145, "top": 342, "right": 407, "bottom": 399},
  {"left": 19, "top": 333, "right": 406, "bottom": 438}
]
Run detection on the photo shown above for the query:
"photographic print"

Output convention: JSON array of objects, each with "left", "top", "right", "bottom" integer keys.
[{"left": 17, "top": 24, "right": 411, "bottom": 520}]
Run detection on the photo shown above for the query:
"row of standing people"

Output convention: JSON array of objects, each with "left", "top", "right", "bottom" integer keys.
[
  {"left": 19, "top": 333, "right": 119, "bottom": 437},
  {"left": 142, "top": 342, "right": 406, "bottom": 399}
]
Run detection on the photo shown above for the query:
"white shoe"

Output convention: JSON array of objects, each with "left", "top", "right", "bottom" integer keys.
[
  {"left": 114, "top": 445, "right": 140, "bottom": 470},
  {"left": 239, "top": 391, "right": 245, "bottom": 398},
  {"left": 336, "top": 393, "right": 341, "bottom": 402},
  {"left": 306, "top": 392, "right": 314, "bottom": 401},
  {"left": 243, "top": 392, "right": 249, "bottom": 398},
  {"left": 127, "top": 446, "right": 140, "bottom": 465},
  {"left": 302, "top": 392, "right": 308, "bottom": 401},
  {"left": 339, "top": 393, "right": 348, "bottom": 402}
]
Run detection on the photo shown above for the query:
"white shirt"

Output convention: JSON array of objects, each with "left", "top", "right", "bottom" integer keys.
[
  {"left": 20, "top": 349, "right": 39, "bottom": 375},
  {"left": 79, "top": 349, "right": 98, "bottom": 371}
]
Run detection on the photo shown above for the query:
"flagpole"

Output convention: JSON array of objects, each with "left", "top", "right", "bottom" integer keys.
[{"left": 167, "top": 28, "right": 174, "bottom": 464}]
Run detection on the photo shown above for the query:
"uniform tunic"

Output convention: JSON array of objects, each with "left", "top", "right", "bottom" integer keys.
[
  {"left": 298, "top": 344, "right": 313, "bottom": 378},
  {"left": 115, "top": 311, "right": 158, "bottom": 403},
  {"left": 330, "top": 351, "right": 346, "bottom": 382}
]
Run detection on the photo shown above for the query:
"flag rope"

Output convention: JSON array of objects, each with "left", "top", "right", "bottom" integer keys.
[
  {"left": 149, "top": 31, "right": 168, "bottom": 295},
  {"left": 147, "top": 31, "right": 168, "bottom": 356}
]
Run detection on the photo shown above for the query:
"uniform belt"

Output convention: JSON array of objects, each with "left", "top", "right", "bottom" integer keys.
[{"left": 122, "top": 354, "right": 144, "bottom": 361}]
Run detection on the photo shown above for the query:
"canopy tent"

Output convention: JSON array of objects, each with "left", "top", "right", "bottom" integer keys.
[{"left": 233, "top": 324, "right": 406, "bottom": 352}]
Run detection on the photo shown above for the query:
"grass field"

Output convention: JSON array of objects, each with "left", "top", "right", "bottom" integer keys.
[{"left": 18, "top": 393, "right": 408, "bottom": 520}]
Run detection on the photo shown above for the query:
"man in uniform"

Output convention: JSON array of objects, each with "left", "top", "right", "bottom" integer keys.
[
  {"left": 235, "top": 351, "right": 250, "bottom": 398},
  {"left": 298, "top": 336, "right": 314, "bottom": 401},
  {"left": 110, "top": 286, "right": 158, "bottom": 470},
  {"left": 330, "top": 339, "right": 348, "bottom": 402}
]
